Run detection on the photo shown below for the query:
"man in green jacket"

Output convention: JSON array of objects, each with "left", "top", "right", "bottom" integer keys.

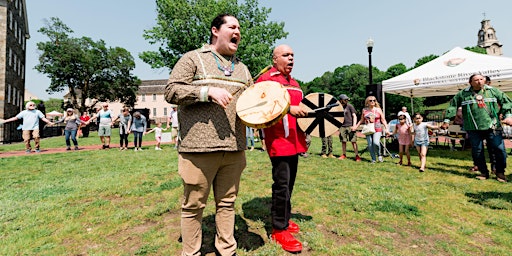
[{"left": 446, "top": 73, "right": 512, "bottom": 182}]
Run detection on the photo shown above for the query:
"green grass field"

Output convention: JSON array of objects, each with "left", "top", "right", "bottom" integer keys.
[{"left": 1, "top": 132, "right": 511, "bottom": 255}]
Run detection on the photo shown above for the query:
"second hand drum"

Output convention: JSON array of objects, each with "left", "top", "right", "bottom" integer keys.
[{"left": 298, "top": 92, "right": 344, "bottom": 137}]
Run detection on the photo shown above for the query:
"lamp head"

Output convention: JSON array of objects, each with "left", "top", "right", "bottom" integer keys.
[{"left": 366, "top": 38, "right": 374, "bottom": 53}]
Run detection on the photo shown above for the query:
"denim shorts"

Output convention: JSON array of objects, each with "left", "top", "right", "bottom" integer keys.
[{"left": 414, "top": 140, "right": 429, "bottom": 147}]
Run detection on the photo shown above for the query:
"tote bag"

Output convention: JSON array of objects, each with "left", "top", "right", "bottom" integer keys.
[{"left": 362, "top": 123, "right": 376, "bottom": 135}]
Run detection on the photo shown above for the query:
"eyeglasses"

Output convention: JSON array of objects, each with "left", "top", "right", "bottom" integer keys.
[
  {"left": 398, "top": 118, "right": 405, "bottom": 120},
  {"left": 369, "top": 100, "right": 376, "bottom": 102}
]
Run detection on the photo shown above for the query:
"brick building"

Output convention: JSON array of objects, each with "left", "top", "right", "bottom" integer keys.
[{"left": 0, "top": 0, "right": 29, "bottom": 143}]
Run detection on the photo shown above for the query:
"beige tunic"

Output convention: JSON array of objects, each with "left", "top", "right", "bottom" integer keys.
[{"left": 165, "top": 45, "right": 253, "bottom": 152}]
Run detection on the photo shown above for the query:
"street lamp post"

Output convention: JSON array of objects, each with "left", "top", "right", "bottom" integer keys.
[{"left": 366, "top": 38, "right": 374, "bottom": 85}]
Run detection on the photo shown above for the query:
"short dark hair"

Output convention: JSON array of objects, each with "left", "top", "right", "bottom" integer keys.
[
  {"left": 468, "top": 73, "right": 483, "bottom": 83},
  {"left": 209, "top": 13, "right": 235, "bottom": 44}
]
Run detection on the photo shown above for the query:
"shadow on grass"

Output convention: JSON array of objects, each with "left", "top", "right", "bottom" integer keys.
[
  {"left": 241, "top": 197, "right": 312, "bottom": 236},
  {"left": 429, "top": 162, "right": 477, "bottom": 179},
  {"left": 177, "top": 213, "right": 265, "bottom": 255},
  {"left": 465, "top": 191, "right": 512, "bottom": 210}
]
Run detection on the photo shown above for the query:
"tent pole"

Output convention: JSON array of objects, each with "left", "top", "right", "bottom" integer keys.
[
  {"left": 411, "top": 96, "right": 414, "bottom": 114},
  {"left": 410, "top": 90, "right": 414, "bottom": 114},
  {"left": 382, "top": 88, "right": 387, "bottom": 155}
]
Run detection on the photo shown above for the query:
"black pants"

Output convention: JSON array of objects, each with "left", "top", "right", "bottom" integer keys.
[
  {"left": 270, "top": 154, "right": 299, "bottom": 230},
  {"left": 119, "top": 126, "right": 129, "bottom": 147},
  {"left": 81, "top": 125, "right": 90, "bottom": 137}
]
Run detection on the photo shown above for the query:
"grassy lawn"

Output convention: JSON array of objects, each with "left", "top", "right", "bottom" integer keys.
[{"left": 1, "top": 133, "right": 511, "bottom": 255}]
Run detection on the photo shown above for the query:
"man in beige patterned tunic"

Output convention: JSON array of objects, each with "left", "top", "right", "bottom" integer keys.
[{"left": 165, "top": 14, "right": 252, "bottom": 256}]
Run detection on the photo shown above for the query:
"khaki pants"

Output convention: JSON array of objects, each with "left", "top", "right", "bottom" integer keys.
[
  {"left": 22, "top": 130, "right": 40, "bottom": 150},
  {"left": 178, "top": 151, "right": 246, "bottom": 256}
]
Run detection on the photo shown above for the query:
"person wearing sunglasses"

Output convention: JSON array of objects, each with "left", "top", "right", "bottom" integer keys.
[
  {"left": 0, "top": 101, "right": 55, "bottom": 153},
  {"left": 355, "top": 96, "right": 391, "bottom": 163},
  {"left": 54, "top": 108, "right": 87, "bottom": 150}
]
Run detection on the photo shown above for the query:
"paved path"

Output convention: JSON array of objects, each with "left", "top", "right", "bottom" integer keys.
[
  {"left": 0, "top": 140, "right": 170, "bottom": 158},
  {"left": 2, "top": 136, "right": 512, "bottom": 158}
]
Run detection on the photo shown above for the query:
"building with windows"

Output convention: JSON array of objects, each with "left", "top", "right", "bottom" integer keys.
[
  {"left": 0, "top": 0, "right": 29, "bottom": 143},
  {"left": 110, "top": 79, "right": 173, "bottom": 124},
  {"left": 65, "top": 79, "right": 174, "bottom": 124}
]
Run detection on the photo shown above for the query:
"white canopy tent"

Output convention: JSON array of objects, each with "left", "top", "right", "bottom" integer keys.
[{"left": 382, "top": 46, "right": 512, "bottom": 114}]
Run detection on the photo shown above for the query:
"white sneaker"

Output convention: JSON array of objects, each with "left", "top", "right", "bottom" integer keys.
[
  {"left": 155, "top": 147, "right": 159, "bottom": 150},
  {"left": 138, "top": 148, "right": 143, "bottom": 151},
  {"left": 378, "top": 156, "right": 383, "bottom": 162},
  {"left": 134, "top": 148, "right": 138, "bottom": 151}
]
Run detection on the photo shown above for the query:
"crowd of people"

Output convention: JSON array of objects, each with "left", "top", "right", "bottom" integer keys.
[{"left": 0, "top": 101, "right": 182, "bottom": 153}]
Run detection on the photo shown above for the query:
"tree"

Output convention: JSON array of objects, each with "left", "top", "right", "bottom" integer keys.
[
  {"left": 140, "top": 0, "right": 288, "bottom": 76},
  {"left": 45, "top": 98, "right": 64, "bottom": 113},
  {"left": 35, "top": 17, "right": 141, "bottom": 113}
]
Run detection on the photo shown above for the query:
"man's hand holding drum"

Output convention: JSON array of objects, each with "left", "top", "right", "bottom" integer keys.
[{"left": 289, "top": 105, "right": 307, "bottom": 117}]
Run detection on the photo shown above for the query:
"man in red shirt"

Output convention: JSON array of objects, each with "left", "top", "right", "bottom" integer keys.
[{"left": 256, "top": 44, "right": 307, "bottom": 253}]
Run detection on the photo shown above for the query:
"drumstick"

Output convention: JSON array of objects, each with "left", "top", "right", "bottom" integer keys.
[
  {"left": 238, "top": 101, "right": 268, "bottom": 112},
  {"left": 253, "top": 65, "right": 272, "bottom": 81},
  {"left": 308, "top": 102, "right": 340, "bottom": 113},
  {"left": 233, "top": 65, "right": 273, "bottom": 95}
]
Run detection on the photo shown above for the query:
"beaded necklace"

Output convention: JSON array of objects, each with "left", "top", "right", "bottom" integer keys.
[{"left": 212, "top": 53, "right": 235, "bottom": 76}]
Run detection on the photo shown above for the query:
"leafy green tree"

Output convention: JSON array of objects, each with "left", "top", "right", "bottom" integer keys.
[
  {"left": 412, "top": 54, "right": 438, "bottom": 69},
  {"left": 45, "top": 98, "right": 64, "bottom": 113},
  {"left": 140, "top": 0, "right": 288, "bottom": 76},
  {"left": 465, "top": 46, "right": 486, "bottom": 54},
  {"left": 35, "top": 17, "right": 141, "bottom": 113}
]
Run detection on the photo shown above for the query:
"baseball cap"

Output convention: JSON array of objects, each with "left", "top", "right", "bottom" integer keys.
[
  {"left": 443, "top": 119, "right": 450, "bottom": 123},
  {"left": 338, "top": 94, "right": 349, "bottom": 100}
]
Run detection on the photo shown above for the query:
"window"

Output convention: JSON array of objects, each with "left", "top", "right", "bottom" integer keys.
[
  {"left": 152, "top": 94, "right": 156, "bottom": 101},
  {"left": 9, "top": 11, "right": 12, "bottom": 30},
  {"left": 141, "top": 94, "right": 146, "bottom": 102},
  {"left": 7, "top": 84, "right": 11, "bottom": 103},
  {"left": 13, "top": 87, "right": 16, "bottom": 104},
  {"left": 8, "top": 48, "right": 12, "bottom": 66},
  {"left": 163, "top": 107, "right": 168, "bottom": 116},
  {"left": 152, "top": 108, "right": 157, "bottom": 116}
]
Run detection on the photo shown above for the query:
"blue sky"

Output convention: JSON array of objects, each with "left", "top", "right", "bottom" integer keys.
[{"left": 25, "top": 0, "right": 512, "bottom": 100}]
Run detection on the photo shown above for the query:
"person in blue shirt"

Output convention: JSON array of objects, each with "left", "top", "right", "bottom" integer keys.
[{"left": 1, "top": 101, "right": 55, "bottom": 153}]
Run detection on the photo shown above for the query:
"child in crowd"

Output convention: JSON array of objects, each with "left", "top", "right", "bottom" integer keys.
[
  {"left": 412, "top": 113, "right": 439, "bottom": 172},
  {"left": 146, "top": 122, "right": 167, "bottom": 150},
  {"left": 393, "top": 114, "right": 412, "bottom": 166}
]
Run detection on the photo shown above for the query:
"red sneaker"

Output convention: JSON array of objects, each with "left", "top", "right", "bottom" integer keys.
[
  {"left": 271, "top": 229, "right": 302, "bottom": 253},
  {"left": 338, "top": 154, "right": 347, "bottom": 160},
  {"left": 355, "top": 155, "right": 361, "bottom": 162},
  {"left": 287, "top": 220, "right": 300, "bottom": 234}
]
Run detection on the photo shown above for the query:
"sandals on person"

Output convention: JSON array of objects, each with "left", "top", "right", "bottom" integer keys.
[{"left": 469, "top": 166, "right": 479, "bottom": 172}]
